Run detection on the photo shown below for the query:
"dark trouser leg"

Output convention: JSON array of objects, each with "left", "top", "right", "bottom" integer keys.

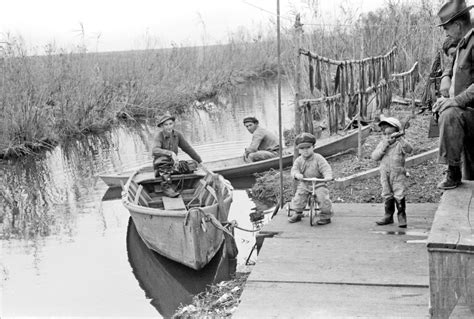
[
  {"left": 153, "top": 156, "right": 179, "bottom": 197},
  {"left": 438, "top": 107, "right": 464, "bottom": 166},
  {"left": 462, "top": 108, "right": 474, "bottom": 180},
  {"left": 395, "top": 197, "right": 407, "bottom": 228},
  {"left": 376, "top": 197, "right": 395, "bottom": 225}
]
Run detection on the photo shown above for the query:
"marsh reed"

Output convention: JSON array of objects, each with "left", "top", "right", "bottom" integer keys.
[{"left": 0, "top": 1, "right": 444, "bottom": 158}]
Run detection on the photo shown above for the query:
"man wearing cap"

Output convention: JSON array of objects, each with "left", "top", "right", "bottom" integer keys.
[
  {"left": 433, "top": 0, "right": 474, "bottom": 189},
  {"left": 152, "top": 112, "right": 202, "bottom": 197},
  {"left": 242, "top": 117, "right": 280, "bottom": 162},
  {"left": 287, "top": 132, "right": 333, "bottom": 225}
]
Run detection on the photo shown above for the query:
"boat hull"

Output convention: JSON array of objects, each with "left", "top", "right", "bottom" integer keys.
[
  {"left": 122, "top": 172, "right": 233, "bottom": 270},
  {"left": 102, "top": 126, "right": 371, "bottom": 187}
]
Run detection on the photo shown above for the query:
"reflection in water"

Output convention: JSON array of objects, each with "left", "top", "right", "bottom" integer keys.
[
  {"left": 126, "top": 217, "right": 235, "bottom": 318},
  {"left": 1, "top": 80, "right": 291, "bottom": 316}
]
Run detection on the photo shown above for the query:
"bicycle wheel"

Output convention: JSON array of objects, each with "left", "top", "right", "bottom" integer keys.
[{"left": 309, "top": 197, "right": 316, "bottom": 226}]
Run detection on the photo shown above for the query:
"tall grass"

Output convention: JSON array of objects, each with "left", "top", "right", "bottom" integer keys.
[{"left": 0, "top": 0, "right": 445, "bottom": 158}]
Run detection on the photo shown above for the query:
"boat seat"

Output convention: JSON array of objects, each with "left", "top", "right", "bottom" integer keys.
[
  {"left": 162, "top": 196, "right": 186, "bottom": 211},
  {"left": 187, "top": 174, "right": 217, "bottom": 208},
  {"left": 129, "top": 181, "right": 152, "bottom": 207}
]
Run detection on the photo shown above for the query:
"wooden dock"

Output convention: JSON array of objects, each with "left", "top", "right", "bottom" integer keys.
[{"left": 234, "top": 203, "right": 438, "bottom": 318}]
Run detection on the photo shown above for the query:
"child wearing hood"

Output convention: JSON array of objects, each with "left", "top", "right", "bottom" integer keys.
[{"left": 372, "top": 116, "right": 413, "bottom": 228}]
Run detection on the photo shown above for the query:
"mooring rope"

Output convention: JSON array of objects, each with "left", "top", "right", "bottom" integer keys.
[
  {"left": 188, "top": 207, "right": 262, "bottom": 234},
  {"left": 233, "top": 225, "right": 262, "bottom": 233}
]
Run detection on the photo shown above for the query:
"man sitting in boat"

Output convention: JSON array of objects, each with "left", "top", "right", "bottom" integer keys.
[
  {"left": 152, "top": 112, "right": 202, "bottom": 198},
  {"left": 243, "top": 116, "right": 280, "bottom": 162}
]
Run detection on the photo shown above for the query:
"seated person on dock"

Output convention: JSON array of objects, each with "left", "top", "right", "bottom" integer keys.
[
  {"left": 243, "top": 116, "right": 280, "bottom": 162},
  {"left": 371, "top": 116, "right": 413, "bottom": 228},
  {"left": 152, "top": 112, "right": 202, "bottom": 198},
  {"left": 288, "top": 132, "right": 333, "bottom": 225}
]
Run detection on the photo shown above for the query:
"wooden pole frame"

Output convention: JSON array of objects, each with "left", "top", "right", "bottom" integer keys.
[
  {"left": 293, "top": 14, "right": 303, "bottom": 161},
  {"left": 277, "top": 0, "right": 283, "bottom": 208}
]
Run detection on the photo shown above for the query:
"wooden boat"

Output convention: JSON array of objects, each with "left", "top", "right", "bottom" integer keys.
[
  {"left": 126, "top": 218, "right": 234, "bottom": 317},
  {"left": 121, "top": 170, "right": 233, "bottom": 270},
  {"left": 102, "top": 125, "right": 371, "bottom": 188}
]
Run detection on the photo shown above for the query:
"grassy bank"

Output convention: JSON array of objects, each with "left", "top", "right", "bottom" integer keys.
[
  {"left": 0, "top": 1, "right": 444, "bottom": 158},
  {"left": 251, "top": 105, "right": 443, "bottom": 205}
]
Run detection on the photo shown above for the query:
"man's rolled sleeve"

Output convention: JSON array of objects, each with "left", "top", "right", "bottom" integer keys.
[{"left": 454, "top": 83, "right": 474, "bottom": 108}]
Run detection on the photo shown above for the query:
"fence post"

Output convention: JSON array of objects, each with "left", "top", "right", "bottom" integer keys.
[{"left": 293, "top": 14, "right": 303, "bottom": 161}]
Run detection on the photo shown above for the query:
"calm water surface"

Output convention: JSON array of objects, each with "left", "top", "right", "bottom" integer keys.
[{"left": 0, "top": 81, "right": 293, "bottom": 318}]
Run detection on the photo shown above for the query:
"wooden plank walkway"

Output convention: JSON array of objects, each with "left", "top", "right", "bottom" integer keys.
[{"left": 234, "top": 203, "right": 438, "bottom": 318}]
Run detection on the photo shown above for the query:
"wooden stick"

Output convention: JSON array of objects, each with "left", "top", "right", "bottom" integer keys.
[{"left": 299, "top": 46, "right": 397, "bottom": 66}]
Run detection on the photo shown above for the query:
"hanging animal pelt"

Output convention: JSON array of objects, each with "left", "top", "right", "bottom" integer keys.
[
  {"left": 315, "top": 58, "right": 322, "bottom": 91},
  {"left": 304, "top": 102, "right": 314, "bottom": 134},
  {"left": 308, "top": 55, "right": 314, "bottom": 94},
  {"left": 334, "top": 64, "right": 342, "bottom": 95}
]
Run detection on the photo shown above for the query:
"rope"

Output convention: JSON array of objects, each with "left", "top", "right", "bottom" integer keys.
[
  {"left": 188, "top": 208, "right": 263, "bottom": 233},
  {"left": 188, "top": 207, "right": 235, "bottom": 238},
  {"left": 233, "top": 224, "right": 262, "bottom": 233}
]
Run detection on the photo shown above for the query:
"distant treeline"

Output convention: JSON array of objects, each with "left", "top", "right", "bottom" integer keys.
[{"left": 0, "top": 0, "right": 443, "bottom": 158}]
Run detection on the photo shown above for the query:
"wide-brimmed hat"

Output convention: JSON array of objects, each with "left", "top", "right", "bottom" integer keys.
[
  {"left": 378, "top": 116, "right": 402, "bottom": 131},
  {"left": 295, "top": 132, "right": 316, "bottom": 149},
  {"left": 437, "top": 0, "right": 474, "bottom": 26},
  {"left": 156, "top": 112, "right": 175, "bottom": 127},
  {"left": 243, "top": 116, "right": 259, "bottom": 125}
]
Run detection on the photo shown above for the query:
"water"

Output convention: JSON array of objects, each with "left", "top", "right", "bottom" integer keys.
[{"left": 0, "top": 80, "right": 293, "bottom": 317}]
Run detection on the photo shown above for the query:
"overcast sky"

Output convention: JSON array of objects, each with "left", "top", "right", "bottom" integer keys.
[{"left": 0, "top": 0, "right": 458, "bottom": 53}]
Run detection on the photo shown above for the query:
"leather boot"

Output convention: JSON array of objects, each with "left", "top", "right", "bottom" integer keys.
[
  {"left": 437, "top": 165, "right": 462, "bottom": 190},
  {"left": 161, "top": 174, "right": 179, "bottom": 198},
  {"left": 395, "top": 197, "right": 407, "bottom": 228},
  {"left": 288, "top": 211, "right": 303, "bottom": 223},
  {"left": 376, "top": 198, "right": 395, "bottom": 225},
  {"left": 161, "top": 182, "right": 180, "bottom": 198}
]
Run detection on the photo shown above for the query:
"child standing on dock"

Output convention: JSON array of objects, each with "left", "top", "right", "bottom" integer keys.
[
  {"left": 288, "top": 132, "right": 333, "bottom": 225},
  {"left": 372, "top": 116, "right": 413, "bottom": 228}
]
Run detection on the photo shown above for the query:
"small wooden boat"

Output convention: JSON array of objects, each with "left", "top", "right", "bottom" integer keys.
[
  {"left": 102, "top": 125, "right": 371, "bottom": 188},
  {"left": 126, "top": 218, "right": 234, "bottom": 317},
  {"left": 121, "top": 170, "right": 233, "bottom": 270}
]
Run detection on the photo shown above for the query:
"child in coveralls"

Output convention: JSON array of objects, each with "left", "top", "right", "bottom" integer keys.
[
  {"left": 371, "top": 116, "right": 413, "bottom": 228},
  {"left": 288, "top": 133, "right": 333, "bottom": 225}
]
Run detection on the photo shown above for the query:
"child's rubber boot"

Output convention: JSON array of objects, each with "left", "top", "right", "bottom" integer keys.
[
  {"left": 376, "top": 197, "right": 395, "bottom": 225},
  {"left": 396, "top": 197, "right": 407, "bottom": 228}
]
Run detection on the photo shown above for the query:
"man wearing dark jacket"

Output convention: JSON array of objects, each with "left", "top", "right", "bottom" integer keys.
[{"left": 433, "top": 0, "right": 474, "bottom": 189}]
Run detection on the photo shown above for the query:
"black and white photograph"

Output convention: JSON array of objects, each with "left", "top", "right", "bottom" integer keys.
[{"left": 1, "top": 0, "right": 473, "bottom": 318}]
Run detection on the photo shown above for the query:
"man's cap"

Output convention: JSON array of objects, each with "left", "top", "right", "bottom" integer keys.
[
  {"left": 437, "top": 0, "right": 473, "bottom": 26},
  {"left": 378, "top": 116, "right": 402, "bottom": 130},
  {"left": 295, "top": 132, "right": 316, "bottom": 149},
  {"left": 157, "top": 111, "right": 175, "bottom": 127},
  {"left": 243, "top": 116, "right": 259, "bottom": 124}
]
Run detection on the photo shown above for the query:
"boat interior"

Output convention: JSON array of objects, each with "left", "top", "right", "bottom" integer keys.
[{"left": 126, "top": 174, "right": 221, "bottom": 210}]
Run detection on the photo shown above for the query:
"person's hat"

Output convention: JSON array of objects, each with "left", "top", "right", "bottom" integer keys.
[
  {"left": 156, "top": 112, "right": 175, "bottom": 127},
  {"left": 378, "top": 116, "right": 402, "bottom": 131},
  {"left": 243, "top": 116, "right": 259, "bottom": 124},
  {"left": 295, "top": 132, "right": 316, "bottom": 149},
  {"left": 437, "top": 0, "right": 474, "bottom": 26}
]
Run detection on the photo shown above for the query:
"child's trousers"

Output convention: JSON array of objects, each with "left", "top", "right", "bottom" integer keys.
[
  {"left": 290, "top": 184, "right": 333, "bottom": 220},
  {"left": 380, "top": 167, "right": 406, "bottom": 200}
]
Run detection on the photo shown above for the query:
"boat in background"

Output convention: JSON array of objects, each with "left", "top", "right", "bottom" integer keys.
[
  {"left": 121, "top": 170, "right": 234, "bottom": 270},
  {"left": 101, "top": 125, "right": 372, "bottom": 188}
]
